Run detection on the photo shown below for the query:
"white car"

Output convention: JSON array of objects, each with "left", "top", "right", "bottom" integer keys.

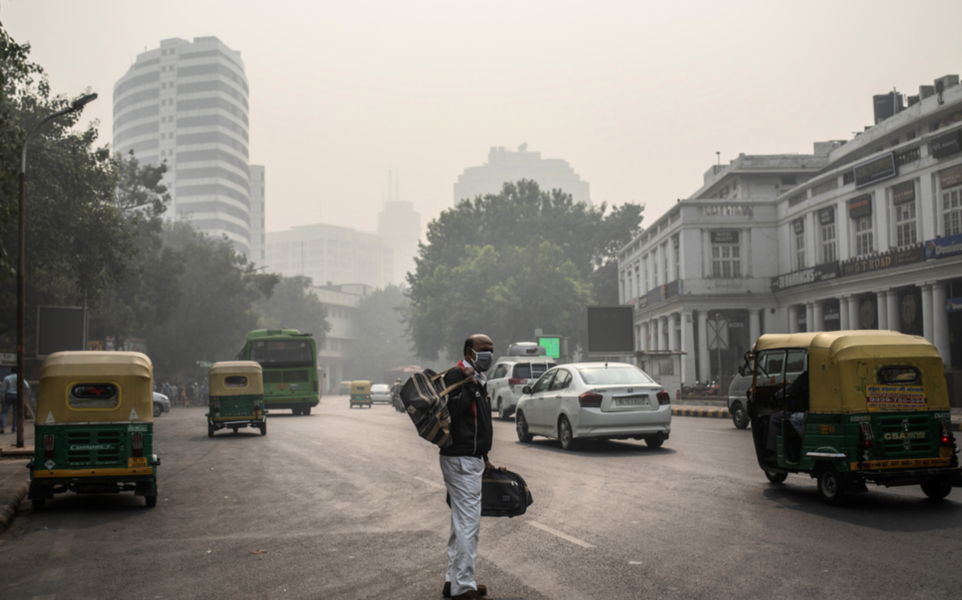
[
  {"left": 153, "top": 392, "right": 170, "bottom": 417},
  {"left": 486, "top": 358, "right": 556, "bottom": 420},
  {"left": 515, "top": 362, "right": 671, "bottom": 450},
  {"left": 370, "top": 383, "right": 392, "bottom": 404}
]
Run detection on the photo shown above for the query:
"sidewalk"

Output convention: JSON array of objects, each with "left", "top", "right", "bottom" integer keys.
[{"left": 0, "top": 419, "right": 33, "bottom": 534}]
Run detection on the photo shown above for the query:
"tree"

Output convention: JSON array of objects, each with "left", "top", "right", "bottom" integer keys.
[
  {"left": 257, "top": 275, "right": 330, "bottom": 341},
  {"left": 347, "top": 285, "right": 424, "bottom": 380},
  {"left": 405, "top": 180, "right": 643, "bottom": 359}
]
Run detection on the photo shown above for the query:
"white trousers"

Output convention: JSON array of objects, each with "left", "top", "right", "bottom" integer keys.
[{"left": 440, "top": 455, "right": 484, "bottom": 596}]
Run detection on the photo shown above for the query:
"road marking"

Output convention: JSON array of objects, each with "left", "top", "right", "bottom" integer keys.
[
  {"left": 39, "top": 568, "right": 64, "bottom": 581},
  {"left": 48, "top": 530, "right": 74, "bottom": 559},
  {"left": 528, "top": 521, "right": 595, "bottom": 549},
  {"left": 413, "top": 476, "right": 446, "bottom": 489},
  {"left": 32, "top": 596, "right": 56, "bottom": 600},
  {"left": 629, "top": 561, "right": 643, "bottom": 565}
]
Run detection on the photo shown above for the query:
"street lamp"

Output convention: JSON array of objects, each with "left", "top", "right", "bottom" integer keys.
[{"left": 15, "top": 93, "right": 97, "bottom": 448}]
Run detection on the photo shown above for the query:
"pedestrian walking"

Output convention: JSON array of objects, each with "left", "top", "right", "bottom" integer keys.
[
  {"left": 1, "top": 367, "right": 30, "bottom": 434},
  {"left": 438, "top": 334, "right": 497, "bottom": 599}
]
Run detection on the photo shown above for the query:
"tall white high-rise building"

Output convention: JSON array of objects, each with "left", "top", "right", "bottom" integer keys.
[
  {"left": 264, "top": 224, "right": 394, "bottom": 289},
  {"left": 377, "top": 201, "right": 421, "bottom": 286},
  {"left": 113, "top": 36, "right": 254, "bottom": 256},
  {"left": 249, "top": 165, "right": 266, "bottom": 264},
  {"left": 454, "top": 145, "right": 591, "bottom": 205}
]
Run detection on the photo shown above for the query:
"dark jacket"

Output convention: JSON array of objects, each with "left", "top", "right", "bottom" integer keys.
[{"left": 440, "top": 365, "right": 492, "bottom": 460}]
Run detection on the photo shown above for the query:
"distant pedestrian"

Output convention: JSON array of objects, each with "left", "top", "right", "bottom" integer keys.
[{"left": 1, "top": 367, "right": 30, "bottom": 434}]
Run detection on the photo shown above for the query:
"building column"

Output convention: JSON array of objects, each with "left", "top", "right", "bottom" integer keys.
[
  {"left": 921, "top": 283, "right": 934, "bottom": 343},
  {"left": 813, "top": 301, "right": 824, "bottom": 332},
  {"left": 788, "top": 305, "right": 798, "bottom": 334},
  {"left": 886, "top": 290, "right": 900, "bottom": 333},
  {"left": 749, "top": 308, "right": 761, "bottom": 346},
  {"left": 668, "top": 313, "right": 680, "bottom": 351},
  {"left": 839, "top": 297, "right": 850, "bottom": 330},
  {"left": 697, "top": 311, "right": 710, "bottom": 381},
  {"left": 805, "top": 303, "right": 815, "bottom": 332},
  {"left": 640, "top": 322, "right": 649, "bottom": 352},
  {"left": 877, "top": 290, "right": 888, "bottom": 330},
  {"left": 682, "top": 311, "right": 696, "bottom": 386},
  {"left": 932, "top": 283, "right": 950, "bottom": 360},
  {"left": 848, "top": 296, "right": 861, "bottom": 330}
]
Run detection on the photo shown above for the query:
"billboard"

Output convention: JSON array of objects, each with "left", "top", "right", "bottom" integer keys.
[
  {"left": 586, "top": 306, "right": 634, "bottom": 354},
  {"left": 37, "top": 305, "right": 86, "bottom": 356},
  {"left": 538, "top": 336, "right": 561, "bottom": 359}
]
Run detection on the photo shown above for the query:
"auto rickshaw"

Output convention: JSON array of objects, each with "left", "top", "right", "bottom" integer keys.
[
  {"left": 349, "top": 380, "right": 372, "bottom": 409},
  {"left": 745, "top": 330, "right": 961, "bottom": 505},
  {"left": 27, "top": 352, "right": 160, "bottom": 510},
  {"left": 338, "top": 381, "right": 351, "bottom": 396},
  {"left": 207, "top": 361, "right": 266, "bottom": 437}
]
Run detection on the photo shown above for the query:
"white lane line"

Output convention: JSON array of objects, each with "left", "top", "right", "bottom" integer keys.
[
  {"left": 413, "top": 476, "right": 446, "bottom": 489},
  {"left": 528, "top": 521, "right": 596, "bottom": 549},
  {"left": 39, "top": 568, "right": 64, "bottom": 582},
  {"left": 32, "top": 596, "right": 57, "bottom": 600},
  {"left": 48, "top": 530, "right": 74, "bottom": 559}
]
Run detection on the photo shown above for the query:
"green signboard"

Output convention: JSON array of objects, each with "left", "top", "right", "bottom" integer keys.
[{"left": 538, "top": 337, "right": 561, "bottom": 359}]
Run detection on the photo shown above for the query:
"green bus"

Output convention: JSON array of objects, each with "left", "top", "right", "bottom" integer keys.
[{"left": 237, "top": 329, "right": 320, "bottom": 415}]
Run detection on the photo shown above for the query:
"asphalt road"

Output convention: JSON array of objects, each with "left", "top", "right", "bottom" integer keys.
[{"left": 2, "top": 399, "right": 961, "bottom": 600}]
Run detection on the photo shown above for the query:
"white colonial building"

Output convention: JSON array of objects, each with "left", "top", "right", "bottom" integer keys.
[{"left": 619, "top": 75, "right": 962, "bottom": 397}]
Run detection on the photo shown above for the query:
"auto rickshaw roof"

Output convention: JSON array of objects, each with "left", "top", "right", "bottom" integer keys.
[
  {"left": 40, "top": 351, "right": 152, "bottom": 380},
  {"left": 38, "top": 351, "right": 154, "bottom": 423},
  {"left": 209, "top": 361, "right": 263, "bottom": 376},
  {"left": 754, "top": 330, "right": 939, "bottom": 360}
]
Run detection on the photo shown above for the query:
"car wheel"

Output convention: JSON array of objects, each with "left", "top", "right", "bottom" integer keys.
[
  {"left": 516, "top": 411, "right": 533, "bottom": 443},
  {"left": 817, "top": 466, "right": 848, "bottom": 506},
  {"left": 921, "top": 481, "right": 952, "bottom": 500},
  {"left": 32, "top": 498, "right": 45, "bottom": 511},
  {"left": 498, "top": 398, "right": 508, "bottom": 421},
  {"left": 731, "top": 402, "right": 749, "bottom": 429},
  {"left": 153, "top": 403, "right": 162, "bottom": 418},
  {"left": 145, "top": 495, "right": 157, "bottom": 508},
  {"left": 558, "top": 416, "right": 576, "bottom": 450},
  {"left": 644, "top": 436, "right": 664, "bottom": 450},
  {"left": 765, "top": 470, "right": 788, "bottom": 484}
]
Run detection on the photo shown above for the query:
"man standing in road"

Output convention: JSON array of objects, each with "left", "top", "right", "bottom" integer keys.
[
  {"left": 1, "top": 367, "right": 29, "bottom": 435},
  {"left": 439, "top": 334, "right": 496, "bottom": 600}
]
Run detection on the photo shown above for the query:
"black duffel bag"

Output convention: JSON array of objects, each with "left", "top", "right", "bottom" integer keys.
[{"left": 447, "top": 467, "right": 533, "bottom": 518}]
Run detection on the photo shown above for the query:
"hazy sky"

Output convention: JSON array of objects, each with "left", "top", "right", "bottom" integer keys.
[{"left": 5, "top": 0, "right": 962, "bottom": 239}]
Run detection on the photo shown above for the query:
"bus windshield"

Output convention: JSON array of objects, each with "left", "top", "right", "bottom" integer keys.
[{"left": 249, "top": 340, "right": 315, "bottom": 368}]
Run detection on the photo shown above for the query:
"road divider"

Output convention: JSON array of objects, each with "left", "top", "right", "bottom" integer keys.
[{"left": 672, "top": 406, "right": 730, "bottom": 419}]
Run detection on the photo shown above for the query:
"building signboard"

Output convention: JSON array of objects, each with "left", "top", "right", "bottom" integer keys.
[
  {"left": 818, "top": 207, "right": 835, "bottom": 225},
  {"left": 646, "top": 285, "right": 663, "bottom": 305},
  {"left": 841, "top": 245, "right": 925, "bottom": 276},
  {"left": 931, "top": 130, "right": 962, "bottom": 159},
  {"left": 891, "top": 180, "right": 915, "bottom": 205},
  {"left": 710, "top": 231, "right": 739, "bottom": 244},
  {"left": 854, "top": 153, "right": 897, "bottom": 188},
  {"left": 792, "top": 218, "right": 804, "bottom": 234},
  {"left": 947, "top": 297, "right": 962, "bottom": 313},
  {"left": 925, "top": 233, "right": 962, "bottom": 259},
  {"left": 771, "top": 262, "right": 840, "bottom": 292},
  {"left": 939, "top": 165, "right": 962, "bottom": 190},
  {"left": 848, "top": 194, "right": 873, "bottom": 219}
]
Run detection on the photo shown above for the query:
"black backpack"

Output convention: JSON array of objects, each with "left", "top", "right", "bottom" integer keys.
[
  {"left": 399, "top": 368, "right": 475, "bottom": 448},
  {"left": 447, "top": 467, "right": 534, "bottom": 518}
]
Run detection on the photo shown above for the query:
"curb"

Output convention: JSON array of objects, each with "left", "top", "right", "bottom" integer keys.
[
  {"left": 672, "top": 406, "right": 730, "bottom": 419},
  {"left": 0, "top": 480, "right": 29, "bottom": 534}
]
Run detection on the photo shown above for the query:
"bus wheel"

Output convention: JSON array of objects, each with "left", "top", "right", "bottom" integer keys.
[
  {"left": 921, "top": 481, "right": 952, "bottom": 500},
  {"left": 817, "top": 466, "right": 847, "bottom": 506},
  {"left": 304, "top": 407, "right": 312, "bottom": 415}
]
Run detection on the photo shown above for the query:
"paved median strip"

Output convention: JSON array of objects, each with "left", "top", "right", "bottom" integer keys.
[{"left": 672, "top": 406, "right": 730, "bottom": 419}]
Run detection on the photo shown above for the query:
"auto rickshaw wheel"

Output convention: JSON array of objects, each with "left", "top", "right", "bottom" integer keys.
[
  {"left": 260, "top": 421, "right": 267, "bottom": 436},
  {"left": 765, "top": 470, "right": 788, "bottom": 484},
  {"left": 208, "top": 424, "right": 214, "bottom": 438},
  {"left": 145, "top": 495, "right": 157, "bottom": 508},
  {"left": 31, "top": 499, "right": 45, "bottom": 511},
  {"left": 921, "top": 481, "right": 952, "bottom": 500},
  {"left": 231, "top": 426, "right": 238, "bottom": 433},
  {"left": 817, "top": 466, "right": 848, "bottom": 506}
]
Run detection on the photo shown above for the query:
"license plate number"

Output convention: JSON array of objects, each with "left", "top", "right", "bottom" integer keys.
[
  {"left": 128, "top": 457, "right": 148, "bottom": 468},
  {"left": 616, "top": 396, "right": 647, "bottom": 406}
]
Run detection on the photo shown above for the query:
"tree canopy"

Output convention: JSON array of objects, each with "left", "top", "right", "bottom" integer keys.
[
  {"left": 347, "top": 285, "right": 427, "bottom": 381},
  {"left": 257, "top": 275, "right": 331, "bottom": 340},
  {"left": 406, "top": 180, "right": 643, "bottom": 359}
]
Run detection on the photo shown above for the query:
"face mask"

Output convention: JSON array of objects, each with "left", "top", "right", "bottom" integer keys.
[{"left": 472, "top": 350, "right": 494, "bottom": 372}]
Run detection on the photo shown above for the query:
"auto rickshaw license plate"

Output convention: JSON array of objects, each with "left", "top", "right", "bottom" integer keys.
[{"left": 128, "top": 457, "right": 148, "bottom": 468}]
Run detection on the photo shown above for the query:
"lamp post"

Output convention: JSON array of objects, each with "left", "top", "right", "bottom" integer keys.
[{"left": 15, "top": 93, "right": 97, "bottom": 448}]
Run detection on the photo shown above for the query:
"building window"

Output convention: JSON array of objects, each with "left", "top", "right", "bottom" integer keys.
[
  {"left": 672, "top": 234, "right": 680, "bottom": 279},
  {"left": 820, "top": 223, "right": 836, "bottom": 263},
  {"left": 854, "top": 216, "right": 874, "bottom": 256},
  {"left": 661, "top": 242, "right": 669, "bottom": 282},
  {"left": 894, "top": 202, "right": 917, "bottom": 247},
  {"left": 944, "top": 188, "right": 962, "bottom": 236},
  {"left": 711, "top": 242, "right": 740, "bottom": 278},
  {"left": 795, "top": 231, "right": 806, "bottom": 270}
]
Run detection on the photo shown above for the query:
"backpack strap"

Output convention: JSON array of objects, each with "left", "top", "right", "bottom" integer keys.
[{"left": 438, "top": 375, "right": 477, "bottom": 399}]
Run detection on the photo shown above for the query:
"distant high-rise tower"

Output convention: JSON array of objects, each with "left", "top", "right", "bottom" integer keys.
[
  {"left": 454, "top": 145, "right": 591, "bottom": 205},
  {"left": 113, "top": 36, "right": 254, "bottom": 256},
  {"left": 377, "top": 201, "right": 421, "bottom": 286},
  {"left": 249, "top": 165, "right": 266, "bottom": 263}
]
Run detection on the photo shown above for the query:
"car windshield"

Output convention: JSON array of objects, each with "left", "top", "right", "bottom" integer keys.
[
  {"left": 372, "top": 384, "right": 390, "bottom": 392},
  {"left": 576, "top": 366, "right": 655, "bottom": 385},
  {"left": 249, "top": 340, "right": 314, "bottom": 368}
]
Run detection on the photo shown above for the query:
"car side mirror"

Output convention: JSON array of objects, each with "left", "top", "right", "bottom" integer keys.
[{"left": 522, "top": 386, "right": 532, "bottom": 395}]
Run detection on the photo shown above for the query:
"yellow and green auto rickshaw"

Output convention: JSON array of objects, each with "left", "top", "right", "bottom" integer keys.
[
  {"left": 27, "top": 352, "right": 160, "bottom": 510},
  {"left": 745, "top": 330, "right": 961, "bottom": 505},
  {"left": 338, "top": 381, "right": 352, "bottom": 396},
  {"left": 349, "top": 380, "right": 372, "bottom": 409},
  {"left": 207, "top": 361, "right": 266, "bottom": 437}
]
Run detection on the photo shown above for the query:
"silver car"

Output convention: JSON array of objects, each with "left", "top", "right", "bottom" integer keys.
[
  {"left": 370, "top": 383, "right": 392, "bottom": 404},
  {"left": 153, "top": 392, "right": 170, "bottom": 417},
  {"left": 515, "top": 362, "right": 671, "bottom": 450}
]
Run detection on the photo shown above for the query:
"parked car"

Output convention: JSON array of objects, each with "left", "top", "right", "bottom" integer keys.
[
  {"left": 370, "top": 383, "right": 392, "bottom": 404},
  {"left": 153, "top": 391, "right": 170, "bottom": 417},
  {"left": 515, "top": 362, "right": 671, "bottom": 450},
  {"left": 727, "top": 371, "right": 752, "bottom": 429},
  {"left": 487, "top": 358, "right": 557, "bottom": 420}
]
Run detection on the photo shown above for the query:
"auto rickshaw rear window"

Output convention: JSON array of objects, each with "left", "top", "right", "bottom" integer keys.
[
  {"left": 69, "top": 384, "right": 120, "bottom": 409},
  {"left": 224, "top": 376, "right": 248, "bottom": 388},
  {"left": 877, "top": 366, "right": 921, "bottom": 384}
]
